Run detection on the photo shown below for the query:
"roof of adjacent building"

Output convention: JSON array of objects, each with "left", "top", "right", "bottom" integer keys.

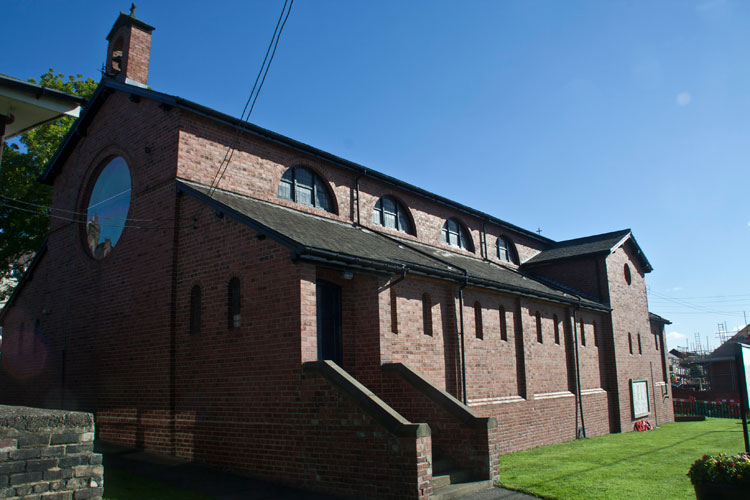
[
  {"left": 705, "top": 324, "right": 750, "bottom": 362},
  {"left": 178, "top": 179, "right": 609, "bottom": 312},
  {"left": 522, "top": 228, "right": 653, "bottom": 272},
  {"left": 0, "top": 73, "right": 86, "bottom": 138}
]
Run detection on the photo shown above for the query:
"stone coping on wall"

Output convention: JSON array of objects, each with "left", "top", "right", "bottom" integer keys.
[
  {"left": 0, "top": 405, "right": 102, "bottom": 500},
  {"left": 0, "top": 405, "right": 94, "bottom": 434},
  {"left": 381, "top": 362, "right": 498, "bottom": 429},
  {"left": 302, "top": 361, "right": 430, "bottom": 438}
]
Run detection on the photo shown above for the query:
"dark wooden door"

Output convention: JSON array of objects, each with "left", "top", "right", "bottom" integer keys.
[{"left": 316, "top": 280, "right": 342, "bottom": 365}]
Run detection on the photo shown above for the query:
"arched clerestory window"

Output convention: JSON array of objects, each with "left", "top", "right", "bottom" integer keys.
[
  {"left": 372, "top": 196, "right": 414, "bottom": 234},
  {"left": 441, "top": 218, "right": 474, "bottom": 251},
  {"left": 497, "top": 236, "right": 518, "bottom": 264},
  {"left": 278, "top": 166, "right": 334, "bottom": 212}
]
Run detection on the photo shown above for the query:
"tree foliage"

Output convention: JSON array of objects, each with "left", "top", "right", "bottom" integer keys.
[{"left": 0, "top": 70, "right": 97, "bottom": 301}]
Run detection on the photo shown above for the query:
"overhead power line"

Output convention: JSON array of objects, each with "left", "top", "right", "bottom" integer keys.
[{"left": 207, "top": 0, "right": 295, "bottom": 197}]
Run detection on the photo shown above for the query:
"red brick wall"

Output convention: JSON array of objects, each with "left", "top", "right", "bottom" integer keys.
[
  {"left": 1, "top": 93, "right": 180, "bottom": 441},
  {"left": 606, "top": 243, "right": 673, "bottom": 430},
  {"left": 379, "top": 367, "right": 499, "bottom": 482},
  {"left": 526, "top": 256, "right": 609, "bottom": 303},
  {"left": 370, "top": 274, "right": 617, "bottom": 454},
  {"left": 174, "top": 114, "right": 548, "bottom": 268},
  {"left": 106, "top": 22, "right": 152, "bottom": 85}
]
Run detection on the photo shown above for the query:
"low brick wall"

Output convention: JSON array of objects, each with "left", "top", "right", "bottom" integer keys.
[
  {"left": 380, "top": 363, "right": 499, "bottom": 483},
  {"left": 0, "top": 405, "right": 103, "bottom": 500}
]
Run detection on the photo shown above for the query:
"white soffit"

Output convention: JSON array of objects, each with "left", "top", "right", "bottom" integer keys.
[{"left": 0, "top": 74, "right": 85, "bottom": 138}]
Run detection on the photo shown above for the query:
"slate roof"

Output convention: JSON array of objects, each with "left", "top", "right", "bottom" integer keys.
[
  {"left": 522, "top": 229, "right": 653, "bottom": 272},
  {"left": 178, "top": 180, "right": 608, "bottom": 312}
]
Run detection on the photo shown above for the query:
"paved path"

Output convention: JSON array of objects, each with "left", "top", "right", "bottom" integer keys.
[{"left": 98, "top": 442, "right": 539, "bottom": 499}]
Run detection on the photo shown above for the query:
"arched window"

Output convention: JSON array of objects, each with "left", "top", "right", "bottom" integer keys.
[
  {"left": 553, "top": 314, "right": 560, "bottom": 345},
  {"left": 593, "top": 321, "right": 599, "bottom": 347},
  {"left": 372, "top": 196, "right": 414, "bottom": 234},
  {"left": 580, "top": 319, "right": 586, "bottom": 346},
  {"left": 655, "top": 333, "right": 659, "bottom": 350},
  {"left": 390, "top": 287, "right": 398, "bottom": 334},
  {"left": 638, "top": 333, "right": 642, "bottom": 354},
  {"left": 422, "top": 293, "right": 433, "bottom": 337},
  {"left": 228, "top": 278, "right": 241, "bottom": 329},
  {"left": 497, "top": 236, "right": 518, "bottom": 264},
  {"left": 18, "top": 322, "right": 24, "bottom": 355},
  {"left": 110, "top": 37, "right": 124, "bottom": 73},
  {"left": 535, "top": 312, "right": 543, "bottom": 343},
  {"left": 628, "top": 332, "right": 633, "bottom": 354},
  {"left": 441, "top": 218, "right": 474, "bottom": 251},
  {"left": 278, "top": 166, "right": 334, "bottom": 212},
  {"left": 499, "top": 305, "right": 508, "bottom": 341},
  {"left": 33, "top": 319, "right": 41, "bottom": 354},
  {"left": 190, "top": 285, "right": 202, "bottom": 336},
  {"left": 474, "top": 301, "right": 483, "bottom": 340}
]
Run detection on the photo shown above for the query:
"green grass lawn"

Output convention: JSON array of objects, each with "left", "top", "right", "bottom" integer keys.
[
  {"left": 497, "top": 418, "right": 747, "bottom": 500},
  {"left": 103, "top": 467, "right": 217, "bottom": 500}
]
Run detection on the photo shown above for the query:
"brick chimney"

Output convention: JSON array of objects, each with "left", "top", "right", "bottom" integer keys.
[{"left": 105, "top": 9, "right": 155, "bottom": 87}]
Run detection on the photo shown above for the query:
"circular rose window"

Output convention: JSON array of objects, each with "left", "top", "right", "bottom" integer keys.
[{"left": 85, "top": 157, "right": 131, "bottom": 259}]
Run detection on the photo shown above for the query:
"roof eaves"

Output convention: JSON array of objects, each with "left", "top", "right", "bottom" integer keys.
[
  {"left": 522, "top": 250, "right": 610, "bottom": 269},
  {"left": 40, "top": 79, "right": 179, "bottom": 185},
  {"left": 39, "top": 81, "right": 112, "bottom": 184},
  {"left": 624, "top": 232, "right": 653, "bottom": 273},
  {"left": 176, "top": 180, "right": 304, "bottom": 253},
  {"left": 37, "top": 78, "right": 552, "bottom": 244}
]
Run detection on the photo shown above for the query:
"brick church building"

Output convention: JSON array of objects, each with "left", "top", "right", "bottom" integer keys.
[{"left": 0, "top": 12, "right": 672, "bottom": 499}]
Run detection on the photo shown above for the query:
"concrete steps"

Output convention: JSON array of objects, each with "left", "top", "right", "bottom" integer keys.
[
  {"left": 431, "top": 456, "right": 493, "bottom": 499},
  {"left": 431, "top": 479, "right": 494, "bottom": 500}
]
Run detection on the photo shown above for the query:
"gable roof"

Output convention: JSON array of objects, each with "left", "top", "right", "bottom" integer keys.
[
  {"left": 40, "top": 78, "right": 552, "bottom": 245},
  {"left": 178, "top": 179, "right": 609, "bottom": 312},
  {"left": 522, "top": 229, "right": 653, "bottom": 272}
]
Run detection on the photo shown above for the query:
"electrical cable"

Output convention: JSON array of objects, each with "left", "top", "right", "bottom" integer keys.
[
  {"left": 207, "top": 0, "right": 294, "bottom": 197},
  {"left": 0, "top": 193, "right": 167, "bottom": 222},
  {"left": 0, "top": 201, "right": 190, "bottom": 231}
]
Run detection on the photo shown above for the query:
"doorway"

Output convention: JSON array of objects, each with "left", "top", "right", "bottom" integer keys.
[{"left": 316, "top": 280, "right": 342, "bottom": 365}]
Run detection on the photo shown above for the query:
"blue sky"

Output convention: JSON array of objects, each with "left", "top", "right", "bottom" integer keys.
[{"left": 3, "top": 0, "right": 749, "bottom": 352}]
